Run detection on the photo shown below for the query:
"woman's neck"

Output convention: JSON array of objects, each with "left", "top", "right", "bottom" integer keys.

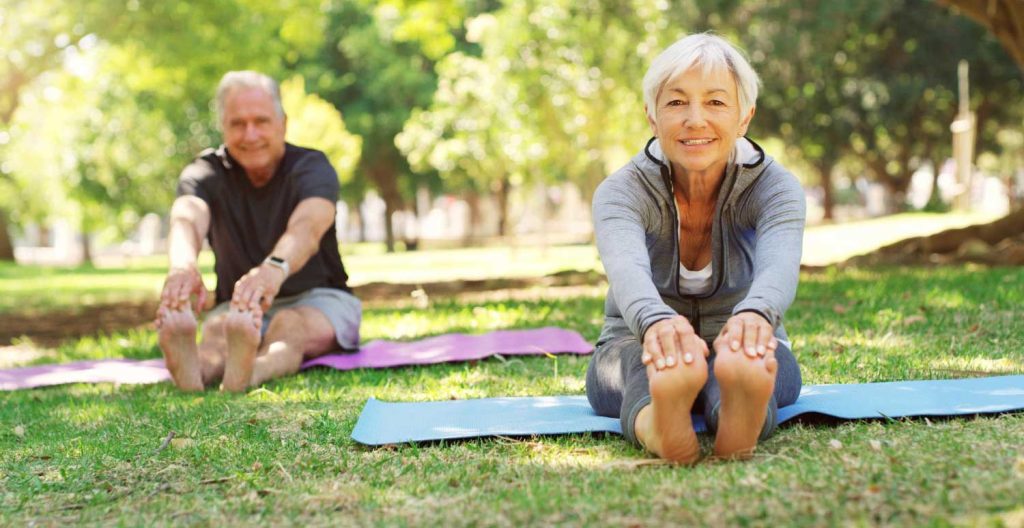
[{"left": 672, "top": 164, "right": 725, "bottom": 206}]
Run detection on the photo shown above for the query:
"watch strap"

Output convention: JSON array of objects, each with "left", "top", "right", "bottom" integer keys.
[{"left": 263, "top": 255, "right": 290, "bottom": 278}]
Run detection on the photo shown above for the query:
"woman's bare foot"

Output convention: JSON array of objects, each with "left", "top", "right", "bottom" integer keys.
[
  {"left": 713, "top": 349, "right": 777, "bottom": 459},
  {"left": 157, "top": 307, "right": 204, "bottom": 391},
  {"left": 221, "top": 308, "right": 262, "bottom": 392},
  {"left": 634, "top": 354, "right": 708, "bottom": 464}
]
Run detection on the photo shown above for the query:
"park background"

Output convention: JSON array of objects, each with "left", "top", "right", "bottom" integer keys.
[{"left": 2, "top": 0, "right": 1024, "bottom": 526}]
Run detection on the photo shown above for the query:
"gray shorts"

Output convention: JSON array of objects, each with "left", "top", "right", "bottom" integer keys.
[
  {"left": 585, "top": 335, "right": 801, "bottom": 446},
  {"left": 207, "top": 287, "right": 361, "bottom": 350}
]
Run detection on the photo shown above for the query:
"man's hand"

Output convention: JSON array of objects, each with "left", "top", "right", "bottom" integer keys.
[
  {"left": 642, "top": 315, "right": 709, "bottom": 371},
  {"left": 159, "top": 265, "right": 208, "bottom": 313},
  {"left": 230, "top": 263, "right": 286, "bottom": 312},
  {"left": 714, "top": 312, "right": 777, "bottom": 361}
]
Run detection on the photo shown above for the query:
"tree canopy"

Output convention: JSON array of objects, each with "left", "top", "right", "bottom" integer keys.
[{"left": 1, "top": 0, "right": 1021, "bottom": 259}]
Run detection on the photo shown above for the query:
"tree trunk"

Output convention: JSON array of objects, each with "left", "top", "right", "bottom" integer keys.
[
  {"left": 495, "top": 176, "right": 510, "bottom": 238},
  {"left": 0, "top": 209, "right": 14, "bottom": 261},
  {"left": 463, "top": 191, "right": 481, "bottom": 246},
  {"left": 817, "top": 159, "right": 836, "bottom": 220},
  {"left": 80, "top": 231, "right": 93, "bottom": 266},
  {"left": 925, "top": 155, "right": 946, "bottom": 211},
  {"left": 382, "top": 196, "right": 398, "bottom": 253},
  {"left": 366, "top": 158, "right": 403, "bottom": 253}
]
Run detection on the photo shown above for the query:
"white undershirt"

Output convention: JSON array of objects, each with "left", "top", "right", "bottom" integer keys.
[
  {"left": 679, "top": 261, "right": 713, "bottom": 295},
  {"left": 676, "top": 196, "right": 714, "bottom": 295}
]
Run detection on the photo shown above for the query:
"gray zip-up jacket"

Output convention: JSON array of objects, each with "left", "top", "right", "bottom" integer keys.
[{"left": 593, "top": 136, "right": 806, "bottom": 347}]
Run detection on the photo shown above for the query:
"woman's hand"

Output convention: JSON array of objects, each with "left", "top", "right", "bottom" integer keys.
[
  {"left": 642, "top": 316, "right": 709, "bottom": 371},
  {"left": 715, "top": 312, "right": 777, "bottom": 359}
]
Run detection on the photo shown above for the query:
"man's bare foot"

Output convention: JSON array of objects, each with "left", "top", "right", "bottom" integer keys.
[
  {"left": 634, "top": 355, "right": 708, "bottom": 464},
  {"left": 221, "top": 308, "right": 262, "bottom": 392},
  {"left": 157, "top": 307, "right": 204, "bottom": 392},
  {"left": 713, "top": 350, "right": 777, "bottom": 459}
]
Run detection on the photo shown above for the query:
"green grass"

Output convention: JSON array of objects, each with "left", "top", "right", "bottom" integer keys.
[
  {"left": 2, "top": 210, "right": 998, "bottom": 314},
  {"left": 2, "top": 265, "right": 1023, "bottom": 525}
]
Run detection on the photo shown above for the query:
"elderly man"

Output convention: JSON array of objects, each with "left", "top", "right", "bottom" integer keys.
[{"left": 156, "top": 70, "right": 361, "bottom": 392}]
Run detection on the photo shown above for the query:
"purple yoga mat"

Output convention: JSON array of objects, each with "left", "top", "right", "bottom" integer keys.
[
  {"left": 301, "top": 326, "right": 593, "bottom": 370},
  {"left": 0, "top": 327, "right": 593, "bottom": 391}
]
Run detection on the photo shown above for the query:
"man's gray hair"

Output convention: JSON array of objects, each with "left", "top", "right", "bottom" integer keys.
[
  {"left": 215, "top": 70, "right": 285, "bottom": 123},
  {"left": 642, "top": 33, "right": 760, "bottom": 122}
]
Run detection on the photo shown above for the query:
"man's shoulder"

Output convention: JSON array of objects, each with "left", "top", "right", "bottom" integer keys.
[
  {"left": 284, "top": 143, "right": 330, "bottom": 164},
  {"left": 181, "top": 146, "right": 227, "bottom": 180},
  {"left": 282, "top": 143, "right": 337, "bottom": 181}
]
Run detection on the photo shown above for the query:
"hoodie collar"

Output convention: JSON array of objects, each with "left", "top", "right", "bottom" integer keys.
[
  {"left": 643, "top": 136, "right": 764, "bottom": 170},
  {"left": 641, "top": 136, "right": 767, "bottom": 203}
]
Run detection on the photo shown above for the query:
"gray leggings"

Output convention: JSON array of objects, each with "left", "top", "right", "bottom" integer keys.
[{"left": 585, "top": 335, "right": 802, "bottom": 446}]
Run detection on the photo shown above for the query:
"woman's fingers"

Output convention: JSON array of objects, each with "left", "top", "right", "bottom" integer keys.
[
  {"left": 726, "top": 319, "right": 743, "bottom": 352},
  {"left": 642, "top": 334, "right": 663, "bottom": 369},
  {"left": 742, "top": 317, "right": 760, "bottom": 357}
]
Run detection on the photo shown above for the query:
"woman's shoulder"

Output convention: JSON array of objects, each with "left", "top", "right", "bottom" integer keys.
[{"left": 597, "top": 148, "right": 667, "bottom": 196}]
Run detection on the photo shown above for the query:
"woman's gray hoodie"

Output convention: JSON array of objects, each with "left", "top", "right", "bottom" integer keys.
[{"left": 592, "top": 136, "right": 806, "bottom": 346}]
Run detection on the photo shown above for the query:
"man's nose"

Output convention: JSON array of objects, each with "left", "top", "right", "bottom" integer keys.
[{"left": 244, "top": 122, "right": 261, "bottom": 140}]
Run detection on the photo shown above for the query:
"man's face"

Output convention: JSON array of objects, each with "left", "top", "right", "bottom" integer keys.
[{"left": 221, "top": 87, "right": 286, "bottom": 178}]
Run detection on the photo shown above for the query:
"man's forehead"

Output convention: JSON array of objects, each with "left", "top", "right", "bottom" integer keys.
[{"left": 224, "top": 87, "right": 276, "bottom": 111}]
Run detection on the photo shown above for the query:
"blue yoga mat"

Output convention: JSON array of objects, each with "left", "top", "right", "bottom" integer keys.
[{"left": 351, "top": 375, "right": 1024, "bottom": 445}]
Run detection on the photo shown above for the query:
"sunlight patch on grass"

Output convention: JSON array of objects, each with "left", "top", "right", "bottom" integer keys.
[
  {"left": 801, "top": 211, "right": 1002, "bottom": 266},
  {"left": 922, "top": 288, "right": 968, "bottom": 309},
  {"left": 928, "top": 356, "right": 1024, "bottom": 374}
]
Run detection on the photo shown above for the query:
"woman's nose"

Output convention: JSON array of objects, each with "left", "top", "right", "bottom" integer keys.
[{"left": 682, "top": 105, "right": 707, "bottom": 127}]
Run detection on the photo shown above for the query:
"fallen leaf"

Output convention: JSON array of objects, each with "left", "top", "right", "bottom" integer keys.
[
  {"left": 13, "top": 425, "right": 25, "bottom": 438},
  {"left": 829, "top": 439, "right": 843, "bottom": 450},
  {"left": 170, "top": 438, "right": 195, "bottom": 449},
  {"left": 903, "top": 315, "right": 926, "bottom": 326},
  {"left": 869, "top": 440, "right": 882, "bottom": 451},
  {"left": 600, "top": 459, "right": 676, "bottom": 470},
  {"left": 967, "top": 324, "right": 981, "bottom": 334},
  {"left": 832, "top": 304, "right": 848, "bottom": 314}
]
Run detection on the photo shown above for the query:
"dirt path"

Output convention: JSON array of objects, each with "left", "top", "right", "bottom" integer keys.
[{"left": 0, "top": 270, "right": 607, "bottom": 347}]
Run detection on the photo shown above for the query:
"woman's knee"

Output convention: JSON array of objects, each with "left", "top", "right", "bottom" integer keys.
[{"left": 773, "top": 345, "right": 802, "bottom": 406}]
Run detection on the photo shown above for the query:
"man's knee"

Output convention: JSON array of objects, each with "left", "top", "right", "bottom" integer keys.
[{"left": 265, "top": 307, "right": 335, "bottom": 348}]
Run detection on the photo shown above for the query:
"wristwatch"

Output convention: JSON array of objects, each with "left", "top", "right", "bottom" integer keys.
[{"left": 262, "top": 255, "right": 290, "bottom": 278}]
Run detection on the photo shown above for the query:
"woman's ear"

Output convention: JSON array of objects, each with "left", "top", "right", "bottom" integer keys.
[
  {"left": 738, "top": 106, "right": 755, "bottom": 136},
  {"left": 644, "top": 105, "right": 657, "bottom": 136}
]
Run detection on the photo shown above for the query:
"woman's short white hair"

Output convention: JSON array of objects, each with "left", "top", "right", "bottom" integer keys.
[
  {"left": 215, "top": 70, "right": 285, "bottom": 123},
  {"left": 642, "top": 33, "right": 760, "bottom": 121}
]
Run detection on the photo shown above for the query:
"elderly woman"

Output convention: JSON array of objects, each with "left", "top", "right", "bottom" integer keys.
[{"left": 587, "top": 33, "right": 805, "bottom": 463}]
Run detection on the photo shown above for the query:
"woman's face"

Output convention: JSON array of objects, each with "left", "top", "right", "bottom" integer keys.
[{"left": 647, "top": 65, "right": 754, "bottom": 179}]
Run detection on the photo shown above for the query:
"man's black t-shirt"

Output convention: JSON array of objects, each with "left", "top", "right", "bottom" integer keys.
[{"left": 177, "top": 143, "right": 351, "bottom": 304}]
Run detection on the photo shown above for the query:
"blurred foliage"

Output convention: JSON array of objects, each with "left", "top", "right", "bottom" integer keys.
[
  {"left": 0, "top": 0, "right": 1021, "bottom": 258},
  {"left": 280, "top": 75, "right": 362, "bottom": 186}
]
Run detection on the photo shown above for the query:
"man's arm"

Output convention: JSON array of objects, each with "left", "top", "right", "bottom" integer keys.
[
  {"left": 230, "top": 197, "right": 336, "bottom": 311},
  {"left": 160, "top": 195, "right": 211, "bottom": 312}
]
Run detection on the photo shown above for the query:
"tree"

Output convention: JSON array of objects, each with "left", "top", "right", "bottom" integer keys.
[
  {"left": 2, "top": 0, "right": 347, "bottom": 263},
  {"left": 0, "top": 0, "right": 90, "bottom": 260},
  {"left": 938, "top": 0, "right": 1024, "bottom": 68},
  {"left": 300, "top": 0, "right": 479, "bottom": 251},
  {"left": 397, "top": 48, "right": 544, "bottom": 237},
  {"left": 280, "top": 75, "right": 362, "bottom": 189}
]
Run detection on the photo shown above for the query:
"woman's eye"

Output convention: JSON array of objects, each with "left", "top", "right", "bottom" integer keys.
[
  {"left": 667, "top": 100, "right": 685, "bottom": 106},
  {"left": 710, "top": 99, "right": 725, "bottom": 106}
]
